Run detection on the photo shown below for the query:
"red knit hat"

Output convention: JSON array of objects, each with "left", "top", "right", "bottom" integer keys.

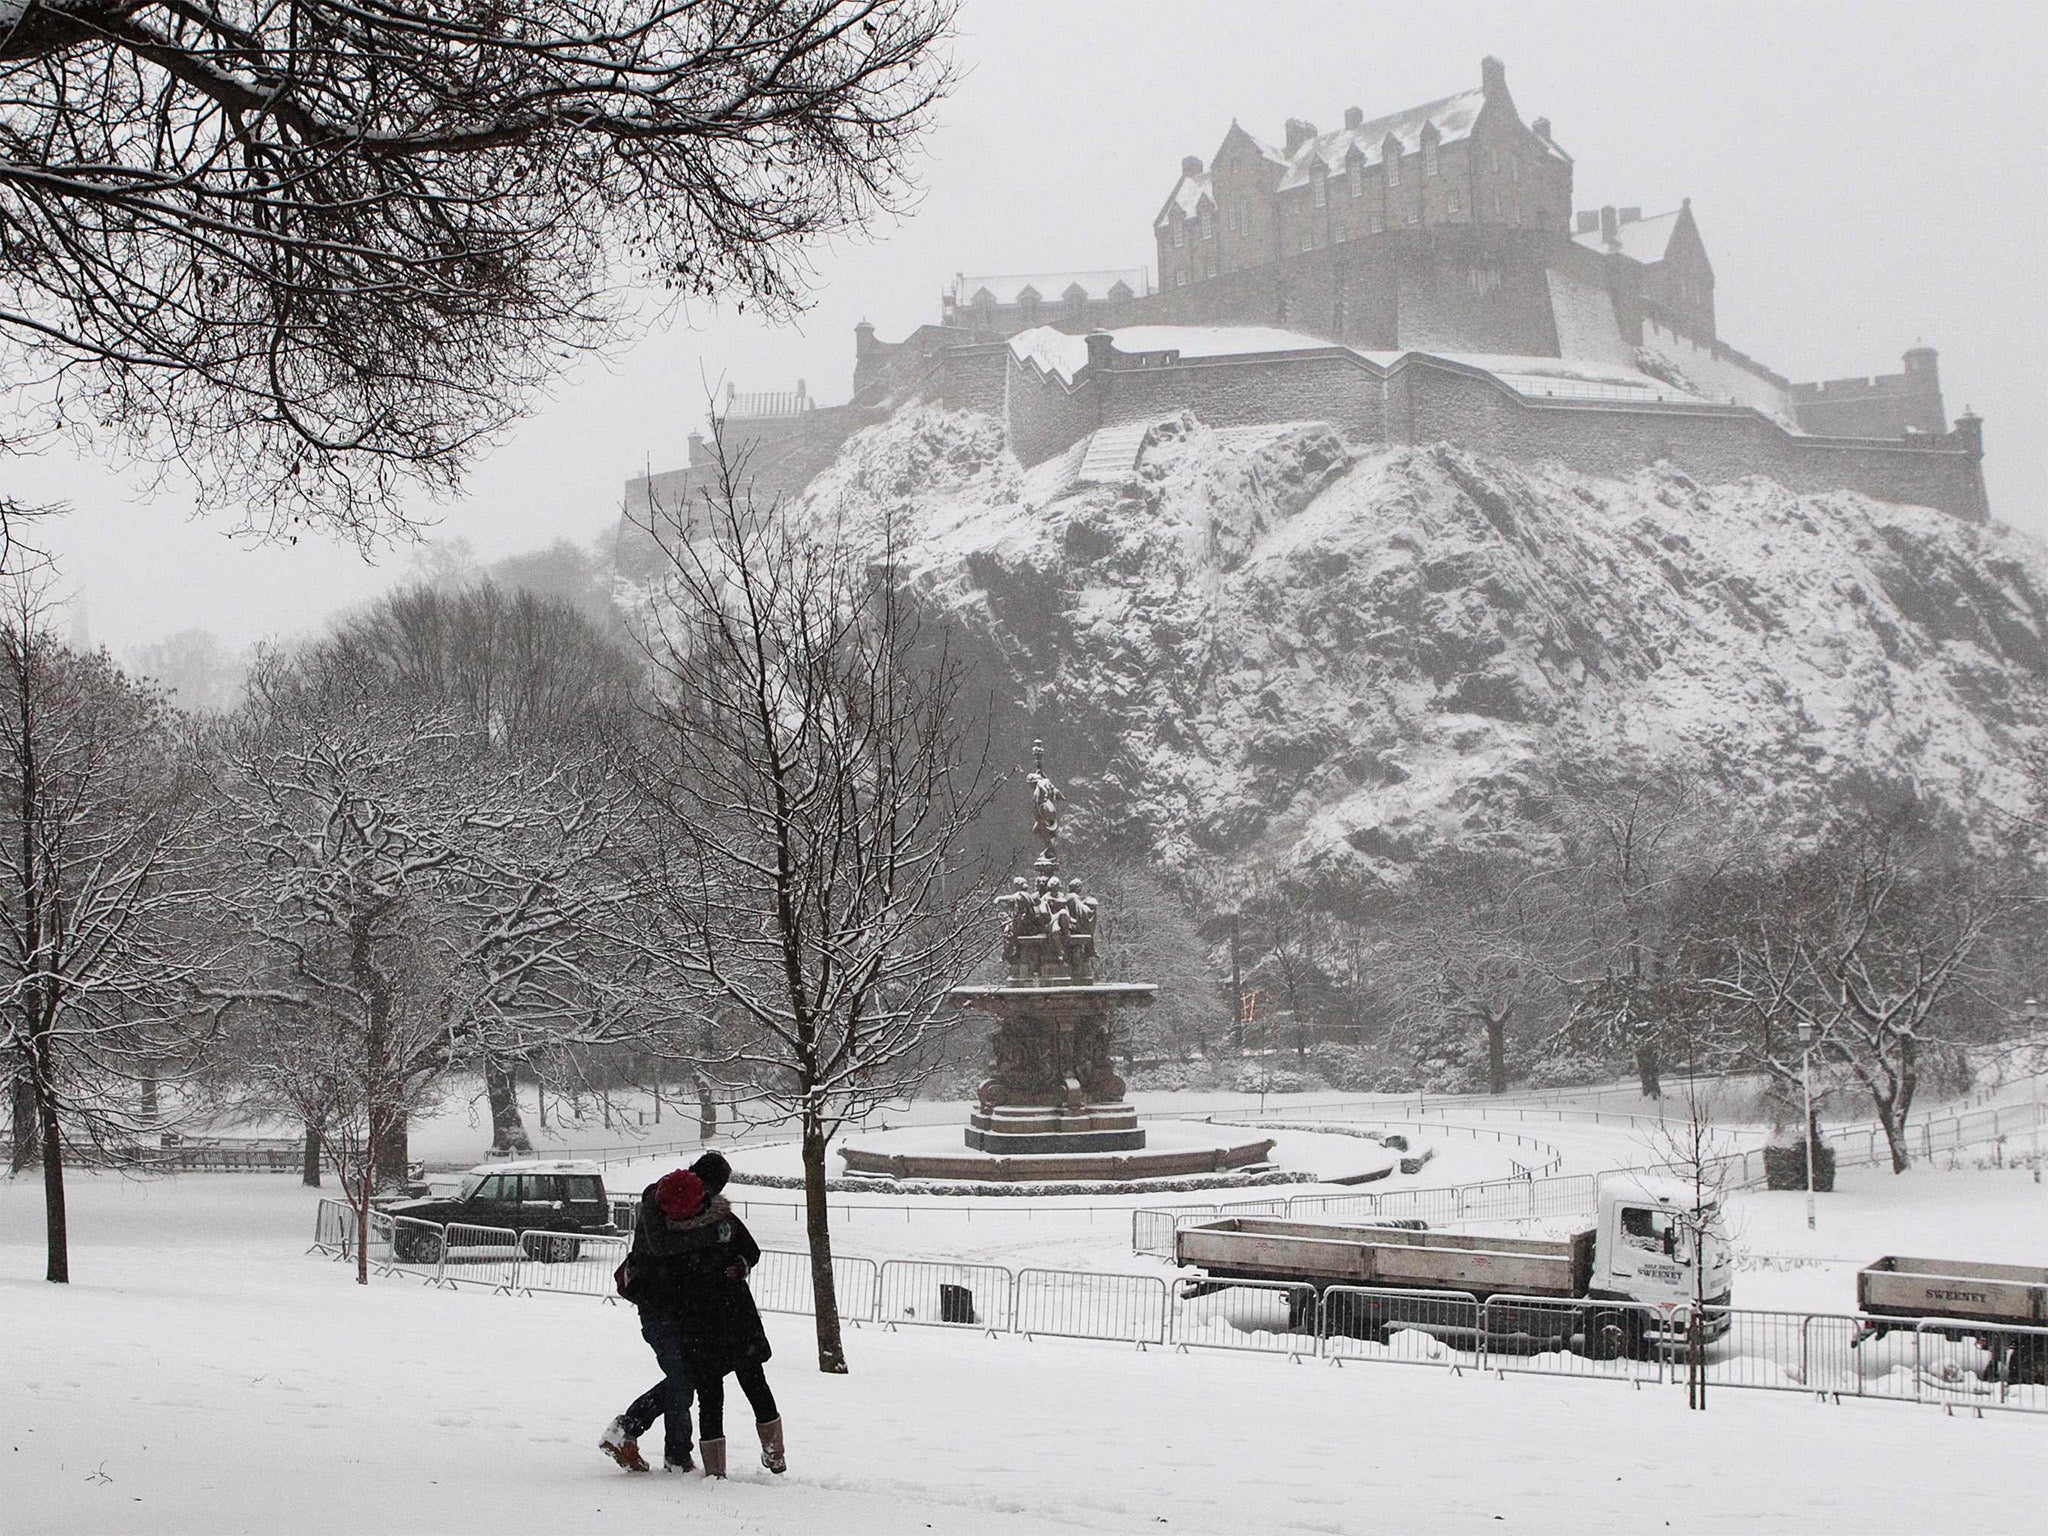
[{"left": 655, "top": 1168, "right": 705, "bottom": 1220}]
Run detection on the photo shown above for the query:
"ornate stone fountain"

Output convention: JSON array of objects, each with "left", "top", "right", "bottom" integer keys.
[{"left": 839, "top": 741, "right": 1274, "bottom": 1183}]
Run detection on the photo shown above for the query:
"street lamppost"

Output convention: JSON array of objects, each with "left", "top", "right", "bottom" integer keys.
[{"left": 1797, "top": 1019, "right": 1817, "bottom": 1231}]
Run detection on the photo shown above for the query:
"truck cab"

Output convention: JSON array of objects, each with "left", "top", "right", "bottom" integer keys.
[{"left": 1590, "top": 1175, "right": 1731, "bottom": 1316}]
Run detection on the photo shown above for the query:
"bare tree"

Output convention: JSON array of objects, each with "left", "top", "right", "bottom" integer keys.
[
  {"left": 1087, "top": 859, "right": 1223, "bottom": 1065},
  {"left": 1545, "top": 754, "right": 1737, "bottom": 1099},
  {"left": 210, "top": 639, "right": 640, "bottom": 1276},
  {"left": 0, "top": 582, "right": 216, "bottom": 1282},
  {"left": 0, "top": 0, "right": 955, "bottom": 539},
  {"left": 1378, "top": 849, "right": 1561, "bottom": 1095},
  {"left": 1697, "top": 802, "right": 2024, "bottom": 1172},
  {"left": 626, "top": 439, "right": 997, "bottom": 1373},
  {"left": 337, "top": 580, "right": 640, "bottom": 1154}
]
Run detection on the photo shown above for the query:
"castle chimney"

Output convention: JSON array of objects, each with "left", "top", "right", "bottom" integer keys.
[
  {"left": 1532, "top": 116, "right": 1552, "bottom": 141},
  {"left": 1575, "top": 210, "right": 1599, "bottom": 235},
  {"left": 1619, "top": 206, "right": 1641, "bottom": 225},
  {"left": 1599, "top": 205, "right": 1618, "bottom": 247},
  {"left": 1481, "top": 56, "right": 1507, "bottom": 98},
  {"left": 687, "top": 430, "right": 708, "bottom": 465},
  {"left": 1284, "top": 118, "right": 1318, "bottom": 154},
  {"left": 1344, "top": 106, "right": 1364, "bottom": 130},
  {"left": 1181, "top": 154, "right": 1204, "bottom": 179}
]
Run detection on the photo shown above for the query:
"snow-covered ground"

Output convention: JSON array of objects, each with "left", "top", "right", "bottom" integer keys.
[{"left": 4, "top": 1169, "right": 2041, "bottom": 1536}]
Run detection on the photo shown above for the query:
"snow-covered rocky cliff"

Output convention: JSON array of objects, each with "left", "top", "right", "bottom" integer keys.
[{"left": 790, "top": 407, "right": 2048, "bottom": 894}]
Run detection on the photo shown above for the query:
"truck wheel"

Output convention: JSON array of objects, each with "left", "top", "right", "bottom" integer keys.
[
  {"left": 1585, "top": 1309, "right": 1628, "bottom": 1362},
  {"left": 1285, "top": 1290, "right": 1318, "bottom": 1335},
  {"left": 398, "top": 1230, "right": 442, "bottom": 1266},
  {"left": 543, "top": 1235, "right": 580, "bottom": 1264}
]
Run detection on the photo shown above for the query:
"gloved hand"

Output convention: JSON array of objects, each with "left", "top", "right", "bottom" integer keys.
[{"left": 725, "top": 1259, "right": 749, "bottom": 1280}]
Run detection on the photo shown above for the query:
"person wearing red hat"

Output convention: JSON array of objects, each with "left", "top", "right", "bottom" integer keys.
[{"left": 599, "top": 1152, "right": 783, "bottom": 1477}]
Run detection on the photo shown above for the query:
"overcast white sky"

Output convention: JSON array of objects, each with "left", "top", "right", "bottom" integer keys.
[{"left": 13, "top": 0, "right": 2046, "bottom": 657}]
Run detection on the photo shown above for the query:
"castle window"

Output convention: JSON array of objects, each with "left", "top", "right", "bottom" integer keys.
[
  {"left": 1350, "top": 161, "right": 1362, "bottom": 198},
  {"left": 1425, "top": 138, "right": 1439, "bottom": 177},
  {"left": 1387, "top": 152, "right": 1401, "bottom": 188},
  {"left": 1369, "top": 211, "right": 1383, "bottom": 233},
  {"left": 1300, "top": 229, "right": 1313, "bottom": 252},
  {"left": 1447, "top": 188, "right": 1460, "bottom": 215},
  {"left": 1173, "top": 217, "right": 1185, "bottom": 248},
  {"left": 1313, "top": 170, "right": 1327, "bottom": 208},
  {"left": 1407, "top": 209, "right": 1418, "bottom": 226},
  {"left": 1200, "top": 204, "right": 1214, "bottom": 240}
]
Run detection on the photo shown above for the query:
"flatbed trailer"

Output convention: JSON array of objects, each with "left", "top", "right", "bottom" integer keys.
[{"left": 1857, "top": 1256, "right": 2048, "bottom": 1382}]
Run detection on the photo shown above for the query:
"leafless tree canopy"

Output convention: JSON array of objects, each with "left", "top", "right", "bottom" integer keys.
[{"left": 0, "top": 0, "right": 954, "bottom": 538}]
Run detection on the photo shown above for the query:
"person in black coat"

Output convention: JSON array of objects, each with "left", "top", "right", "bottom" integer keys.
[{"left": 600, "top": 1152, "right": 785, "bottom": 1478}]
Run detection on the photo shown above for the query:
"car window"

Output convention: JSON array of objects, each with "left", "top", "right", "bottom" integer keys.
[
  {"left": 519, "top": 1175, "right": 565, "bottom": 1204},
  {"left": 1620, "top": 1206, "right": 1676, "bottom": 1253},
  {"left": 565, "top": 1176, "right": 604, "bottom": 1202},
  {"left": 473, "top": 1174, "right": 512, "bottom": 1202},
  {"left": 459, "top": 1173, "right": 485, "bottom": 1200}
]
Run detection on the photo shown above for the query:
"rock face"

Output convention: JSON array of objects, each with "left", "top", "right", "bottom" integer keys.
[{"left": 790, "top": 406, "right": 2048, "bottom": 896}]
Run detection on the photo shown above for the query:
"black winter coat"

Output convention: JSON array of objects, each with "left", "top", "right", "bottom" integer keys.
[{"left": 626, "top": 1190, "right": 771, "bottom": 1378}]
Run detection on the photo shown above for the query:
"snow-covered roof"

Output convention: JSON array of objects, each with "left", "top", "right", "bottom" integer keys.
[
  {"left": 1573, "top": 209, "right": 1683, "bottom": 264},
  {"left": 954, "top": 270, "right": 1148, "bottom": 306},
  {"left": 1274, "top": 89, "right": 1487, "bottom": 191},
  {"left": 1007, "top": 325, "right": 1339, "bottom": 386},
  {"left": 464, "top": 1159, "right": 604, "bottom": 1176},
  {"left": 1163, "top": 167, "right": 1214, "bottom": 223}
]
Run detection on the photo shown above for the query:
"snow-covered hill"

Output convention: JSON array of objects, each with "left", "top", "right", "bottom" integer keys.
[{"left": 791, "top": 407, "right": 2048, "bottom": 892}]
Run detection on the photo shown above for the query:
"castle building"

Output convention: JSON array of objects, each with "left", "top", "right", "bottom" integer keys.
[
  {"left": 1156, "top": 57, "right": 1573, "bottom": 290},
  {"left": 619, "top": 57, "right": 1990, "bottom": 570}
]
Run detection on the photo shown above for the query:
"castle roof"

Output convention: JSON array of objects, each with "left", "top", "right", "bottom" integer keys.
[
  {"left": 1274, "top": 88, "right": 1488, "bottom": 190},
  {"left": 1573, "top": 208, "right": 1684, "bottom": 264},
  {"left": 954, "top": 270, "right": 1148, "bottom": 306}
]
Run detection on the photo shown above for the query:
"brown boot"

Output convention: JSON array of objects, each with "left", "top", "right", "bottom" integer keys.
[
  {"left": 756, "top": 1417, "right": 786, "bottom": 1475},
  {"left": 699, "top": 1438, "right": 727, "bottom": 1478}
]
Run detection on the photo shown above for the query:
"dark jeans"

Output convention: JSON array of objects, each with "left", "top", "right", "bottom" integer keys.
[
  {"left": 696, "top": 1360, "right": 777, "bottom": 1442},
  {"left": 629, "top": 1310, "right": 696, "bottom": 1464}
]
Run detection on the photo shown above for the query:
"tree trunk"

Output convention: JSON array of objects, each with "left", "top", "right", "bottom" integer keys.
[
  {"left": 37, "top": 1072, "right": 68, "bottom": 1283},
  {"left": 302, "top": 1123, "right": 323, "bottom": 1188},
  {"left": 1484, "top": 1013, "right": 1508, "bottom": 1095},
  {"left": 372, "top": 1110, "right": 410, "bottom": 1190},
  {"left": 139, "top": 1062, "right": 160, "bottom": 1125},
  {"left": 9, "top": 1058, "right": 37, "bottom": 1170},
  {"left": 697, "top": 1074, "right": 717, "bottom": 1143},
  {"left": 484, "top": 1057, "right": 533, "bottom": 1156},
  {"left": 801, "top": 1109, "right": 847, "bottom": 1374},
  {"left": 1876, "top": 1103, "right": 1912, "bottom": 1174},
  {"left": 353, "top": 1168, "right": 372, "bottom": 1287},
  {"left": 1635, "top": 1037, "right": 1662, "bottom": 1101}
]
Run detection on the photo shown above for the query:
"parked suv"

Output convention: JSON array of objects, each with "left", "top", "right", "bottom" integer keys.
[{"left": 385, "top": 1160, "right": 617, "bottom": 1264}]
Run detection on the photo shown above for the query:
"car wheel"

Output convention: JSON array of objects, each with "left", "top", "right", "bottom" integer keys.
[
  {"left": 546, "top": 1235, "right": 580, "bottom": 1264},
  {"left": 399, "top": 1231, "right": 443, "bottom": 1266}
]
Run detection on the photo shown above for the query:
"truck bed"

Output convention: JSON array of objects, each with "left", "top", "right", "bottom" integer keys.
[
  {"left": 1858, "top": 1255, "right": 2048, "bottom": 1326},
  {"left": 1175, "top": 1216, "right": 1596, "bottom": 1299}
]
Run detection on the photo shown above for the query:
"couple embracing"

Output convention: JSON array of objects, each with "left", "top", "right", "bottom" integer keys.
[{"left": 600, "top": 1151, "right": 785, "bottom": 1478}]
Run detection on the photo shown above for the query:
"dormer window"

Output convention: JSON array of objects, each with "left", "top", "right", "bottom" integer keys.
[
  {"left": 1313, "top": 168, "right": 1327, "bottom": 208},
  {"left": 1424, "top": 137, "right": 1439, "bottom": 177},
  {"left": 1173, "top": 217, "right": 1185, "bottom": 248},
  {"left": 1387, "top": 151, "right": 1401, "bottom": 188},
  {"left": 1200, "top": 204, "right": 1214, "bottom": 239}
]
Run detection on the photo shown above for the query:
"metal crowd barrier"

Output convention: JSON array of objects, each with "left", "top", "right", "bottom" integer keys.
[
  {"left": 1170, "top": 1278, "right": 1318, "bottom": 1357},
  {"left": 1015, "top": 1269, "right": 1168, "bottom": 1346},
  {"left": 1477, "top": 1294, "right": 1670, "bottom": 1386},
  {"left": 749, "top": 1248, "right": 881, "bottom": 1323},
  {"left": 519, "top": 1231, "right": 629, "bottom": 1301},
  {"left": 1318, "top": 1286, "right": 1481, "bottom": 1371},
  {"left": 876, "top": 1259, "right": 1017, "bottom": 1332},
  {"left": 436, "top": 1223, "right": 522, "bottom": 1293},
  {"left": 307, "top": 1206, "right": 2047, "bottom": 1417},
  {"left": 310, "top": 1198, "right": 355, "bottom": 1257}
]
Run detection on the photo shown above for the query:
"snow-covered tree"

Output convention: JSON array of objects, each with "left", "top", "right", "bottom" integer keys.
[
  {"left": 0, "top": 583, "right": 217, "bottom": 1282},
  {"left": 0, "top": 0, "right": 955, "bottom": 540},
  {"left": 625, "top": 437, "right": 998, "bottom": 1373}
]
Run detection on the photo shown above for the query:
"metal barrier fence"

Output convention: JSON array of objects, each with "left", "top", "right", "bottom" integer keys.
[
  {"left": 876, "top": 1259, "right": 1018, "bottom": 1332},
  {"left": 435, "top": 1223, "right": 522, "bottom": 1293},
  {"left": 1319, "top": 1286, "right": 1482, "bottom": 1371},
  {"left": 518, "top": 1231, "right": 629, "bottom": 1300},
  {"left": 310, "top": 1197, "right": 355, "bottom": 1256},
  {"left": 309, "top": 1205, "right": 2046, "bottom": 1418},
  {"left": 1015, "top": 1269, "right": 1168, "bottom": 1346},
  {"left": 749, "top": 1248, "right": 881, "bottom": 1324},
  {"left": 1170, "top": 1278, "right": 1318, "bottom": 1357}
]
